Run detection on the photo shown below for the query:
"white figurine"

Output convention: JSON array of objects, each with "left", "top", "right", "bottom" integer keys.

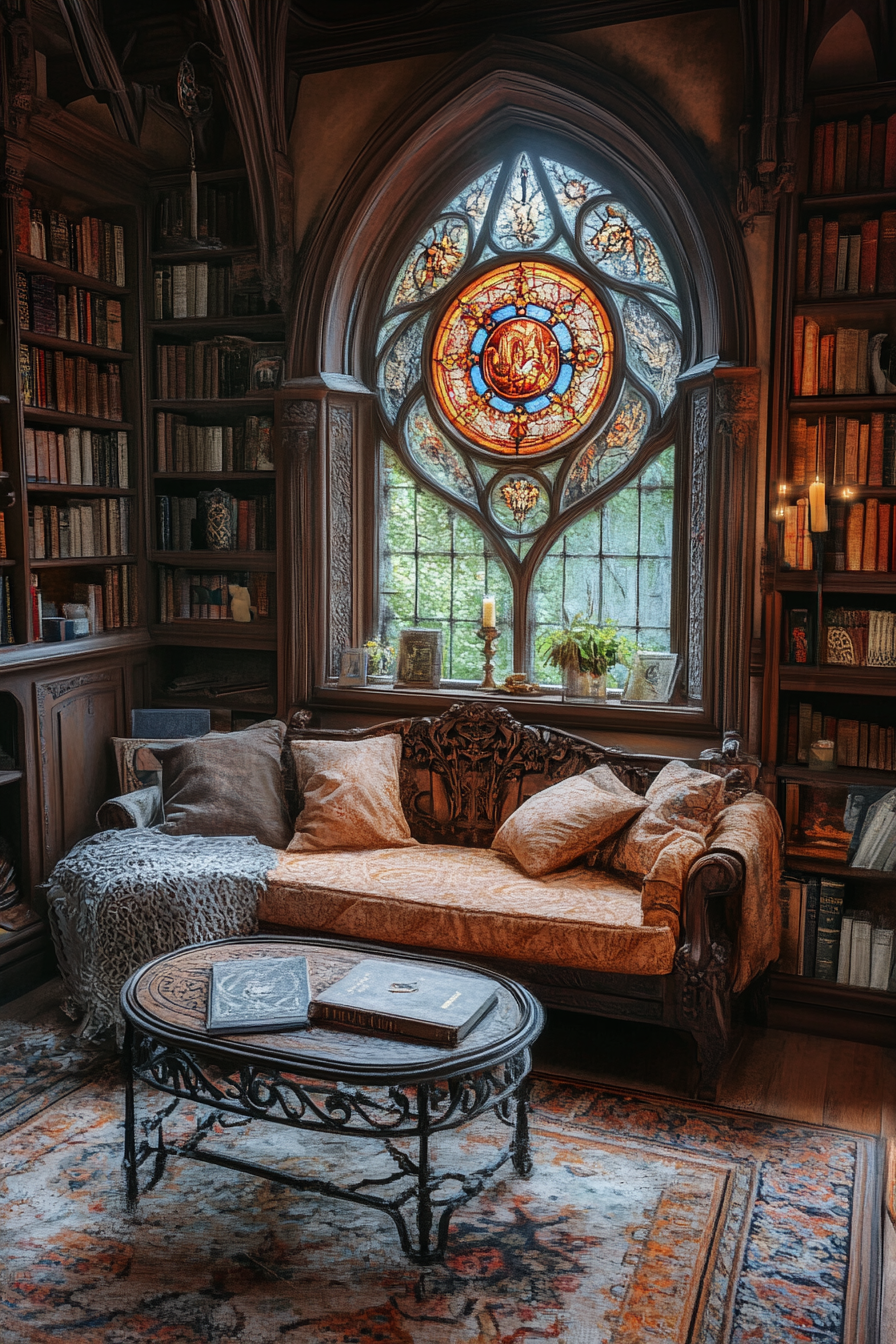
[{"left": 228, "top": 584, "right": 255, "bottom": 622}]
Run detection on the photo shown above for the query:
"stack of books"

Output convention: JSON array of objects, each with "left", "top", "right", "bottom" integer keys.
[
  {"left": 16, "top": 191, "right": 126, "bottom": 286},
  {"left": 25, "top": 427, "right": 129, "bottom": 487},
  {"left": 796, "top": 211, "right": 896, "bottom": 298},
  {"left": 784, "top": 701, "right": 895, "bottom": 771},
  {"left": 788, "top": 412, "right": 896, "bottom": 487},
  {"left": 17, "top": 270, "right": 123, "bottom": 348},
  {"left": 809, "top": 112, "right": 896, "bottom": 195},
  {"left": 154, "top": 414, "right": 273, "bottom": 472},
  {"left": 780, "top": 874, "right": 896, "bottom": 988}
]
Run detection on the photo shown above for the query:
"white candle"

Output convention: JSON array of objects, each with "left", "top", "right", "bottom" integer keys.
[
  {"left": 482, "top": 595, "right": 496, "bottom": 627},
  {"left": 808, "top": 478, "right": 828, "bottom": 532}
]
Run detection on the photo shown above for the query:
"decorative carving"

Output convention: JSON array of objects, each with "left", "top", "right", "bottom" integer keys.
[
  {"left": 55, "top": 0, "right": 142, "bottom": 145},
  {"left": 281, "top": 398, "right": 319, "bottom": 461},
  {"left": 0, "top": 5, "right": 35, "bottom": 199},
  {"left": 328, "top": 405, "right": 353, "bottom": 679},
  {"left": 736, "top": 0, "right": 804, "bottom": 230},
  {"left": 35, "top": 671, "right": 117, "bottom": 873},
  {"left": 688, "top": 388, "right": 709, "bottom": 702}
]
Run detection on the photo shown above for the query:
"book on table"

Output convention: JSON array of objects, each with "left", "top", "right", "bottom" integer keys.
[
  {"left": 309, "top": 958, "right": 499, "bottom": 1046},
  {"left": 206, "top": 955, "right": 311, "bottom": 1035}
]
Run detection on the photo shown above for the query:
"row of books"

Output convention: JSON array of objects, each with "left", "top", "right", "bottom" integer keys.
[
  {"left": 156, "top": 182, "right": 253, "bottom": 250},
  {"left": 17, "top": 271, "right": 124, "bottom": 350},
  {"left": 0, "top": 575, "right": 14, "bottom": 645},
  {"left": 155, "top": 414, "right": 274, "bottom": 473},
  {"left": 787, "top": 412, "right": 896, "bottom": 486},
  {"left": 157, "top": 567, "right": 272, "bottom": 622},
  {"left": 779, "top": 498, "right": 895, "bottom": 573},
  {"left": 32, "top": 567, "right": 138, "bottom": 635},
  {"left": 0, "top": 511, "right": 6, "bottom": 559},
  {"left": 796, "top": 212, "right": 896, "bottom": 298},
  {"left": 24, "top": 427, "right": 129, "bottom": 488},
  {"left": 823, "top": 607, "right": 896, "bottom": 668},
  {"left": 20, "top": 347, "right": 123, "bottom": 421},
  {"left": 785, "top": 700, "right": 895, "bottom": 771},
  {"left": 16, "top": 191, "right": 126, "bottom": 287},
  {"left": 155, "top": 339, "right": 283, "bottom": 401},
  {"left": 156, "top": 493, "right": 274, "bottom": 553},
  {"left": 791, "top": 321, "right": 893, "bottom": 397},
  {"left": 779, "top": 875, "right": 894, "bottom": 988},
  {"left": 809, "top": 113, "right": 896, "bottom": 196},
  {"left": 153, "top": 257, "right": 276, "bottom": 320},
  {"left": 29, "top": 498, "right": 131, "bottom": 560}
]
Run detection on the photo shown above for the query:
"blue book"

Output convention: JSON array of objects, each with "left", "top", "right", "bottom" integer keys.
[
  {"left": 310, "top": 958, "right": 498, "bottom": 1046},
  {"left": 802, "top": 877, "right": 820, "bottom": 978},
  {"left": 814, "top": 880, "right": 846, "bottom": 981},
  {"left": 206, "top": 955, "right": 310, "bottom": 1035}
]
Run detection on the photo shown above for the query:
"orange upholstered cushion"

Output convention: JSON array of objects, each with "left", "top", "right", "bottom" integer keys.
[
  {"left": 491, "top": 768, "right": 646, "bottom": 877},
  {"left": 288, "top": 735, "right": 417, "bottom": 853}
]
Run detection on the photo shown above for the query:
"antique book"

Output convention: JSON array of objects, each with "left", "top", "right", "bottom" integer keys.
[
  {"left": 801, "top": 878, "right": 819, "bottom": 978},
  {"left": 797, "top": 701, "right": 813, "bottom": 763},
  {"left": 806, "top": 217, "right": 823, "bottom": 296},
  {"left": 792, "top": 315, "right": 805, "bottom": 394},
  {"left": 885, "top": 112, "right": 896, "bottom": 189},
  {"left": 836, "top": 915, "right": 854, "bottom": 984},
  {"left": 845, "top": 232, "right": 861, "bottom": 294},
  {"left": 845, "top": 502, "right": 864, "bottom": 570},
  {"left": 778, "top": 878, "right": 803, "bottom": 976},
  {"left": 310, "top": 958, "right": 499, "bottom": 1046},
  {"left": 846, "top": 123, "right": 859, "bottom": 190},
  {"left": 870, "top": 924, "right": 895, "bottom": 991},
  {"left": 815, "top": 880, "right": 845, "bottom": 982},
  {"left": 795, "top": 231, "right": 807, "bottom": 297},
  {"left": 869, "top": 412, "right": 885, "bottom": 486},
  {"left": 844, "top": 418, "right": 860, "bottom": 483},
  {"left": 870, "top": 122, "right": 887, "bottom": 188},
  {"left": 833, "top": 120, "right": 848, "bottom": 194},
  {"left": 818, "top": 335, "right": 835, "bottom": 395},
  {"left": 206, "top": 955, "right": 311, "bottom": 1035},
  {"left": 877, "top": 503, "right": 891, "bottom": 571},
  {"left": 800, "top": 319, "right": 819, "bottom": 396},
  {"left": 878, "top": 211, "right": 896, "bottom": 293},
  {"left": 395, "top": 627, "right": 444, "bottom": 689},
  {"left": 789, "top": 416, "right": 807, "bottom": 482},
  {"left": 787, "top": 609, "right": 813, "bottom": 665},
  {"left": 820, "top": 220, "right": 838, "bottom": 295},
  {"left": 834, "top": 234, "right": 849, "bottom": 292},
  {"left": 849, "top": 914, "right": 872, "bottom": 986},
  {"left": 822, "top": 122, "right": 836, "bottom": 195},
  {"left": 858, "top": 115, "right": 873, "bottom": 188},
  {"left": 862, "top": 498, "right": 878, "bottom": 570},
  {"left": 858, "top": 220, "right": 879, "bottom": 293}
]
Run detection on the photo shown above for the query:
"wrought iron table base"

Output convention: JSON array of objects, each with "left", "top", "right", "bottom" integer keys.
[{"left": 123, "top": 1026, "right": 534, "bottom": 1264}]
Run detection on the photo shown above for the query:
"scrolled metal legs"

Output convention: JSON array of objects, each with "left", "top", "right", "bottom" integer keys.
[
  {"left": 122, "top": 1022, "right": 138, "bottom": 1212},
  {"left": 512, "top": 1076, "right": 533, "bottom": 1177}
]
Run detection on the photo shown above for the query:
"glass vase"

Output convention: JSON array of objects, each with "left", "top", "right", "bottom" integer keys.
[{"left": 563, "top": 667, "right": 607, "bottom": 703}]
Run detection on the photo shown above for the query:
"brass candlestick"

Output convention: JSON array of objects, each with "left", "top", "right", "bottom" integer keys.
[{"left": 476, "top": 624, "right": 500, "bottom": 690}]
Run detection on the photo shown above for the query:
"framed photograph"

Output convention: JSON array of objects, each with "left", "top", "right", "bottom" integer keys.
[
  {"left": 338, "top": 647, "right": 368, "bottom": 687},
  {"left": 395, "top": 628, "right": 444, "bottom": 689},
  {"left": 250, "top": 343, "right": 284, "bottom": 391},
  {"left": 621, "top": 652, "right": 680, "bottom": 704}
]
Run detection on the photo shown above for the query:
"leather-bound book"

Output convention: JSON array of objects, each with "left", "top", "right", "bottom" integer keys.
[
  {"left": 310, "top": 959, "right": 499, "bottom": 1046},
  {"left": 829, "top": 501, "right": 846, "bottom": 571},
  {"left": 805, "top": 421, "right": 819, "bottom": 478},
  {"left": 838, "top": 719, "right": 859, "bottom": 767},
  {"left": 833, "top": 120, "right": 848, "bottom": 194},
  {"left": 790, "top": 416, "right": 807, "bottom": 483},
  {"left": 870, "top": 121, "right": 887, "bottom": 188},
  {"left": 819, "top": 335, "right": 835, "bottom": 396},
  {"left": 845, "top": 502, "right": 865, "bottom": 570},
  {"left": 806, "top": 216, "right": 824, "bottom": 296},
  {"left": 844, "top": 417, "right": 860, "bottom": 482},
  {"left": 869, "top": 412, "right": 885, "bottom": 486},
  {"left": 846, "top": 233, "right": 861, "bottom": 293},
  {"left": 855, "top": 328, "right": 869, "bottom": 393},
  {"left": 858, "top": 420, "right": 870, "bottom": 484},
  {"left": 801, "top": 320, "right": 820, "bottom": 396},
  {"left": 811, "top": 123, "right": 825, "bottom": 194},
  {"left": 877, "top": 502, "right": 892, "bottom": 572},
  {"left": 857, "top": 114, "right": 873, "bottom": 189},
  {"left": 821, "top": 220, "right": 839, "bottom": 294},
  {"left": 862, "top": 497, "right": 878, "bottom": 570},
  {"left": 822, "top": 121, "right": 836, "bottom": 194},
  {"left": 878, "top": 211, "right": 896, "bottom": 293},
  {"left": 885, "top": 112, "right": 896, "bottom": 188},
  {"left": 834, "top": 327, "right": 854, "bottom": 395},
  {"left": 846, "top": 122, "right": 859, "bottom": 191},
  {"left": 792, "top": 315, "right": 805, "bottom": 395},
  {"left": 859, "top": 219, "right": 879, "bottom": 294},
  {"left": 858, "top": 721, "right": 869, "bottom": 769},
  {"left": 796, "top": 232, "right": 808, "bottom": 297},
  {"left": 783, "top": 505, "right": 798, "bottom": 568},
  {"left": 835, "top": 234, "right": 849, "bottom": 291},
  {"left": 869, "top": 723, "right": 880, "bottom": 770}
]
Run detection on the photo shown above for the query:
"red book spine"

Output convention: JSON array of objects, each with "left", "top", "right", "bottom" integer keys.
[
  {"left": 878, "top": 211, "right": 896, "bottom": 293},
  {"left": 869, "top": 413, "right": 884, "bottom": 487},
  {"left": 857, "top": 114, "right": 872, "bottom": 189},
  {"left": 806, "top": 216, "right": 823, "bottom": 297},
  {"left": 885, "top": 112, "right": 896, "bottom": 189},
  {"left": 859, "top": 219, "right": 879, "bottom": 294},
  {"left": 870, "top": 122, "right": 886, "bottom": 189},
  {"left": 792, "top": 315, "right": 805, "bottom": 397},
  {"left": 821, "top": 220, "right": 839, "bottom": 295},
  {"left": 877, "top": 503, "right": 892, "bottom": 572},
  {"left": 822, "top": 121, "right": 836, "bottom": 194}
]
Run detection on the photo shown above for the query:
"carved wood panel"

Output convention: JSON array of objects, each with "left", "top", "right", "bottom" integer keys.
[
  {"left": 35, "top": 669, "right": 125, "bottom": 875},
  {"left": 327, "top": 403, "right": 353, "bottom": 678}
]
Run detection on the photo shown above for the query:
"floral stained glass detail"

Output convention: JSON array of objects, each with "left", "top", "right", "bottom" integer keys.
[
  {"left": 542, "top": 159, "right": 605, "bottom": 224},
  {"left": 563, "top": 385, "right": 651, "bottom": 506},
  {"left": 387, "top": 216, "right": 469, "bottom": 311},
  {"left": 431, "top": 260, "right": 614, "bottom": 456},
  {"left": 622, "top": 299, "right": 681, "bottom": 411},
  {"left": 581, "top": 201, "right": 673, "bottom": 293},
  {"left": 494, "top": 154, "right": 554, "bottom": 251},
  {"left": 378, "top": 315, "right": 426, "bottom": 423},
  {"left": 405, "top": 399, "right": 477, "bottom": 503},
  {"left": 444, "top": 166, "right": 501, "bottom": 237},
  {"left": 490, "top": 473, "right": 550, "bottom": 535}
]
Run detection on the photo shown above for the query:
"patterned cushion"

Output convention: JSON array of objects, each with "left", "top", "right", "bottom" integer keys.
[
  {"left": 156, "top": 720, "right": 292, "bottom": 849},
  {"left": 491, "top": 768, "right": 646, "bottom": 877},
  {"left": 112, "top": 737, "right": 189, "bottom": 794},
  {"left": 288, "top": 735, "right": 417, "bottom": 853},
  {"left": 645, "top": 760, "right": 727, "bottom": 836},
  {"left": 263, "top": 846, "right": 677, "bottom": 976}
]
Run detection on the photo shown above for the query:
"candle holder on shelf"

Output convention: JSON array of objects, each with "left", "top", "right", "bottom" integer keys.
[
  {"left": 476, "top": 625, "right": 500, "bottom": 690},
  {"left": 809, "top": 476, "right": 828, "bottom": 665}
]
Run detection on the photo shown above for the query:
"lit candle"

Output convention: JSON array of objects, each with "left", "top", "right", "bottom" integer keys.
[
  {"left": 482, "top": 595, "right": 496, "bottom": 628},
  {"left": 808, "top": 478, "right": 828, "bottom": 532}
]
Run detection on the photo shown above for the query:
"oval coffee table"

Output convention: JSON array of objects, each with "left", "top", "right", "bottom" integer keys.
[{"left": 120, "top": 934, "right": 545, "bottom": 1263}]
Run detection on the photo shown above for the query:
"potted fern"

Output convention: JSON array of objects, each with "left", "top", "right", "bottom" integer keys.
[{"left": 536, "top": 614, "right": 635, "bottom": 702}]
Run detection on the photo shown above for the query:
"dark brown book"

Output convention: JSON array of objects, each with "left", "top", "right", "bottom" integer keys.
[
  {"left": 846, "top": 122, "right": 859, "bottom": 191},
  {"left": 857, "top": 114, "right": 872, "bottom": 189},
  {"left": 870, "top": 121, "right": 886, "bottom": 189},
  {"left": 821, "top": 220, "right": 839, "bottom": 294},
  {"left": 859, "top": 219, "right": 879, "bottom": 293},
  {"left": 833, "top": 120, "right": 848, "bottom": 194},
  {"left": 790, "top": 416, "right": 807, "bottom": 483},
  {"left": 862, "top": 497, "right": 878, "bottom": 570},
  {"left": 878, "top": 502, "right": 892, "bottom": 572},
  {"left": 806, "top": 216, "right": 823, "bottom": 296},
  {"left": 845, "top": 502, "right": 865, "bottom": 571},
  {"left": 869, "top": 412, "right": 885, "bottom": 487},
  {"left": 811, "top": 123, "right": 826, "bottom": 194},
  {"left": 886, "top": 112, "right": 896, "bottom": 189},
  {"left": 878, "top": 211, "right": 896, "bottom": 293},
  {"left": 796, "top": 231, "right": 807, "bottom": 297},
  {"left": 819, "top": 334, "right": 835, "bottom": 396},
  {"left": 792, "top": 315, "right": 805, "bottom": 395},
  {"left": 801, "top": 319, "right": 819, "bottom": 396},
  {"left": 837, "top": 719, "right": 859, "bottom": 767},
  {"left": 822, "top": 121, "right": 836, "bottom": 195}
]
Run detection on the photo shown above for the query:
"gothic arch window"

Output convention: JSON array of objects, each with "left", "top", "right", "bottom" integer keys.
[{"left": 373, "top": 145, "right": 685, "bottom": 688}]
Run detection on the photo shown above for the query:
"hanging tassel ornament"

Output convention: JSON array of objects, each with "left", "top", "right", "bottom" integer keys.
[{"left": 176, "top": 52, "right": 212, "bottom": 243}]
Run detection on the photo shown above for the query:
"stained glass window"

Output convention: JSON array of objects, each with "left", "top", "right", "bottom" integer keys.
[{"left": 372, "top": 148, "right": 688, "bottom": 692}]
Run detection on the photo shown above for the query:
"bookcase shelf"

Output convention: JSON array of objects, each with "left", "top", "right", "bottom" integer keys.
[
  {"left": 153, "top": 471, "right": 275, "bottom": 483},
  {"left": 14, "top": 253, "right": 129, "bottom": 296},
  {"left": 149, "top": 397, "right": 273, "bottom": 412},
  {"left": 149, "top": 314, "right": 284, "bottom": 336},
  {"left": 0, "top": 558, "right": 15, "bottom": 568},
  {"left": 778, "top": 666, "right": 896, "bottom": 695},
  {"left": 777, "top": 763, "right": 896, "bottom": 786},
  {"left": 20, "top": 331, "right": 132, "bottom": 361},
  {"left": 151, "top": 246, "right": 261, "bottom": 264},
  {"left": 803, "top": 190, "right": 896, "bottom": 211},
  {"left": 149, "top": 621, "right": 276, "bottom": 650},
  {"left": 792, "top": 296, "right": 895, "bottom": 317},
  {"left": 24, "top": 408, "right": 133, "bottom": 432},
  {"left": 27, "top": 483, "right": 135, "bottom": 497},
  {"left": 150, "top": 550, "right": 275, "bottom": 568},
  {"left": 783, "top": 849, "right": 894, "bottom": 881},
  {"left": 30, "top": 555, "right": 136, "bottom": 569},
  {"left": 788, "top": 395, "right": 896, "bottom": 412},
  {"left": 775, "top": 569, "right": 896, "bottom": 590}
]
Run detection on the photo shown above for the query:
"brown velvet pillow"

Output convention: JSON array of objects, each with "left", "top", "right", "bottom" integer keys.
[
  {"left": 156, "top": 719, "right": 292, "bottom": 849},
  {"left": 491, "top": 767, "right": 647, "bottom": 877},
  {"left": 609, "top": 760, "right": 726, "bottom": 884},
  {"left": 288, "top": 734, "right": 417, "bottom": 853}
]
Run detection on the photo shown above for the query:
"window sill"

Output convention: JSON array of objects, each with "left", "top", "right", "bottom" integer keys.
[{"left": 310, "top": 682, "right": 719, "bottom": 742}]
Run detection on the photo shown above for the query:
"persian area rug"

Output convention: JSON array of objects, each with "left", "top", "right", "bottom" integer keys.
[{"left": 0, "top": 1010, "right": 880, "bottom": 1344}]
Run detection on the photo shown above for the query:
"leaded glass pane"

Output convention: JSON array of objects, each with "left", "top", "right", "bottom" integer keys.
[
  {"left": 494, "top": 153, "right": 554, "bottom": 250},
  {"left": 581, "top": 200, "right": 674, "bottom": 293},
  {"left": 622, "top": 298, "right": 681, "bottom": 412},
  {"left": 377, "top": 315, "right": 425, "bottom": 422},
  {"left": 563, "top": 384, "right": 651, "bottom": 506},
  {"left": 405, "top": 399, "right": 477, "bottom": 504},
  {"left": 386, "top": 216, "right": 469, "bottom": 312},
  {"left": 380, "top": 448, "right": 513, "bottom": 682},
  {"left": 444, "top": 166, "right": 501, "bottom": 237},
  {"left": 541, "top": 158, "right": 606, "bottom": 224},
  {"left": 489, "top": 473, "right": 550, "bottom": 536}
]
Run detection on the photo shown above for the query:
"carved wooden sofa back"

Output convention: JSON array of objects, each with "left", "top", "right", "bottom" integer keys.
[{"left": 287, "top": 702, "right": 683, "bottom": 847}]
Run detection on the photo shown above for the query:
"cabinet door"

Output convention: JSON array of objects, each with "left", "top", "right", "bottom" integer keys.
[{"left": 35, "top": 669, "right": 125, "bottom": 875}]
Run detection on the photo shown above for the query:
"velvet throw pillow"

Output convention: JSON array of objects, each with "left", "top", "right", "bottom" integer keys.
[
  {"left": 156, "top": 719, "right": 292, "bottom": 849},
  {"left": 610, "top": 760, "right": 726, "bottom": 885},
  {"left": 288, "top": 734, "right": 417, "bottom": 853},
  {"left": 491, "top": 767, "right": 647, "bottom": 878}
]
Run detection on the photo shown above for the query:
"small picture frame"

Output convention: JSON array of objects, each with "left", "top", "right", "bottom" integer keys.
[
  {"left": 621, "top": 652, "right": 680, "bottom": 704},
  {"left": 338, "top": 647, "right": 368, "bottom": 687},
  {"left": 394, "top": 628, "right": 444, "bottom": 689},
  {"left": 250, "top": 343, "right": 284, "bottom": 391}
]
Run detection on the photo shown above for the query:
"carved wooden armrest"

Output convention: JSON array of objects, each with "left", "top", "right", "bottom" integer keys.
[{"left": 679, "top": 850, "right": 745, "bottom": 973}]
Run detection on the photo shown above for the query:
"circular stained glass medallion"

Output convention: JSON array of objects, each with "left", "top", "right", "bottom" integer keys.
[{"left": 431, "top": 260, "right": 614, "bottom": 456}]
